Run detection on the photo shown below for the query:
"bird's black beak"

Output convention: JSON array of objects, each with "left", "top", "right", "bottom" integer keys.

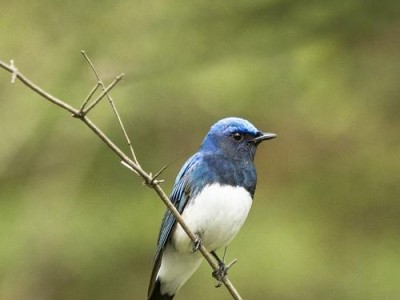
[{"left": 252, "top": 132, "right": 277, "bottom": 145}]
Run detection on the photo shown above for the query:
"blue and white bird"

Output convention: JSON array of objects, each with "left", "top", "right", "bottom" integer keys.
[{"left": 147, "top": 117, "right": 276, "bottom": 300}]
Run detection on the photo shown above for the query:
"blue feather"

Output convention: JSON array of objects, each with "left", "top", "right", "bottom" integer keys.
[{"left": 154, "top": 152, "right": 202, "bottom": 259}]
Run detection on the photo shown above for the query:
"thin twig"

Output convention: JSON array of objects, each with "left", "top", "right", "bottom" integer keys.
[
  {"left": 0, "top": 60, "right": 77, "bottom": 115},
  {"left": 80, "top": 81, "right": 101, "bottom": 112},
  {"left": 80, "top": 51, "right": 140, "bottom": 168},
  {"left": 81, "top": 73, "right": 124, "bottom": 115},
  {"left": 0, "top": 58, "right": 244, "bottom": 300},
  {"left": 121, "top": 159, "right": 140, "bottom": 176},
  {"left": 146, "top": 164, "right": 168, "bottom": 186}
]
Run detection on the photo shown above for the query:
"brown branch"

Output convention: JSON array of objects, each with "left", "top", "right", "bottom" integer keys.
[
  {"left": 81, "top": 73, "right": 124, "bottom": 115},
  {"left": 80, "top": 51, "right": 140, "bottom": 168},
  {"left": 0, "top": 60, "right": 78, "bottom": 115},
  {"left": 0, "top": 57, "right": 243, "bottom": 300},
  {"left": 80, "top": 81, "right": 101, "bottom": 112}
]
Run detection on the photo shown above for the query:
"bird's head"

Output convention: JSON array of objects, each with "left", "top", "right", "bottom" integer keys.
[{"left": 200, "top": 117, "right": 276, "bottom": 160}]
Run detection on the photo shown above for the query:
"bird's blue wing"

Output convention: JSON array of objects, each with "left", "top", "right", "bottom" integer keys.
[
  {"left": 148, "top": 153, "right": 201, "bottom": 296},
  {"left": 154, "top": 152, "right": 202, "bottom": 259},
  {"left": 148, "top": 152, "right": 203, "bottom": 298}
]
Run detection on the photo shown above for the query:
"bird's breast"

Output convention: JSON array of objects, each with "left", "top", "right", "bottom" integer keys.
[{"left": 172, "top": 183, "right": 252, "bottom": 252}]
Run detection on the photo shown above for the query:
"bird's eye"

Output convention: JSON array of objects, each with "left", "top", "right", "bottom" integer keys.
[{"left": 232, "top": 132, "right": 243, "bottom": 142}]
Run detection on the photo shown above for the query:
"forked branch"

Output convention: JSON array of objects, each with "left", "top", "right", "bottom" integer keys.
[{"left": 0, "top": 56, "right": 243, "bottom": 300}]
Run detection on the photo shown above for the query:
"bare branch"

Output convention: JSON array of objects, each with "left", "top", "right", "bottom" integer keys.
[
  {"left": 81, "top": 73, "right": 124, "bottom": 115},
  {"left": 121, "top": 160, "right": 140, "bottom": 176},
  {"left": 80, "top": 81, "right": 101, "bottom": 112},
  {"left": 0, "top": 60, "right": 78, "bottom": 115},
  {"left": 81, "top": 51, "right": 141, "bottom": 168},
  {"left": 0, "top": 57, "right": 243, "bottom": 300},
  {"left": 146, "top": 164, "right": 168, "bottom": 186}
]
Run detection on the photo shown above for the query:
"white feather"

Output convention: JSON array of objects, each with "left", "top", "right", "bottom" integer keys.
[{"left": 157, "top": 183, "right": 252, "bottom": 295}]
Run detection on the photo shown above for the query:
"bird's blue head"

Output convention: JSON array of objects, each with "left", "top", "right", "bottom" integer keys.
[{"left": 199, "top": 117, "right": 276, "bottom": 161}]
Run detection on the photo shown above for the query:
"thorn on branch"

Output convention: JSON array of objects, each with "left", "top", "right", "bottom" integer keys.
[{"left": 144, "top": 165, "right": 168, "bottom": 187}]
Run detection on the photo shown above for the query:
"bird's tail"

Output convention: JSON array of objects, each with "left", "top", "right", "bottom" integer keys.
[{"left": 148, "top": 279, "right": 174, "bottom": 300}]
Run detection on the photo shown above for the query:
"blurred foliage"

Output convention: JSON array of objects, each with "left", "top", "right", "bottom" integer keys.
[{"left": 1, "top": 1, "right": 400, "bottom": 299}]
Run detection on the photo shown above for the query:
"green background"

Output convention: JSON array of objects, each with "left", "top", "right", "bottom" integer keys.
[{"left": 1, "top": 1, "right": 399, "bottom": 299}]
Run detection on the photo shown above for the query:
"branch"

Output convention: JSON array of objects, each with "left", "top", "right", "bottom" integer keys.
[
  {"left": 0, "top": 57, "right": 243, "bottom": 300},
  {"left": 81, "top": 51, "right": 140, "bottom": 168}
]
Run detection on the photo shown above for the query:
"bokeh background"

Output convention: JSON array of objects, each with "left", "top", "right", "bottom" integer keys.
[{"left": 1, "top": 1, "right": 399, "bottom": 300}]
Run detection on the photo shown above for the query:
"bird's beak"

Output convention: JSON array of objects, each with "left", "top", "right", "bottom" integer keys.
[{"left": 252, "top": 132, "right": 277, "bottom": 145}]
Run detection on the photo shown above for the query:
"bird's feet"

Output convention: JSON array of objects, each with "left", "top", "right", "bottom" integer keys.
[
  {"left": 210, "top": 250, "right": 237, "bottom": 287},
  {"left": 192, "top": 234, "right": 202, "bottom": 253},
  {"left": 212, "top": 263, "right": 228, "bottom": 287}
]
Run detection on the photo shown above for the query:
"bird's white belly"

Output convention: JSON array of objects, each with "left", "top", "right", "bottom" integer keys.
[{"left": 172, "top": 183, "right": 253, "bottom": 252}]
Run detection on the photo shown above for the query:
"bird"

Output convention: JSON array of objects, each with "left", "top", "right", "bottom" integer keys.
[{"left": 147, "top": 117, "right": 276, "bottom": 300}]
